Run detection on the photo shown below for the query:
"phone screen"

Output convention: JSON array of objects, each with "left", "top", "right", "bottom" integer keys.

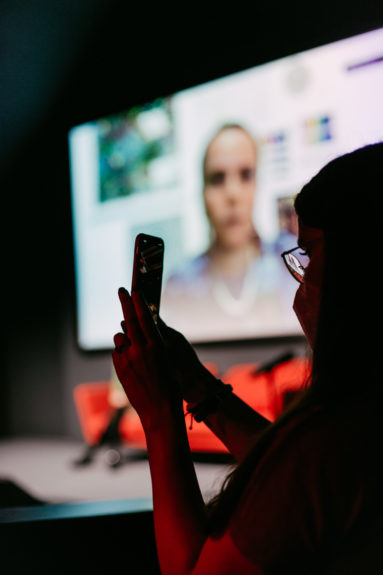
[{"left": 132, "top": 233, "right": 164, "bottom": 324}]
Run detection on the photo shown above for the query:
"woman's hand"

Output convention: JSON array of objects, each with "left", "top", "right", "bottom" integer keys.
[
  {"left": 112, "top": 287, "right": 182, "bottom": 431},
  {"left": 157, "top": 318, "right": 223, "bottom": 405}
]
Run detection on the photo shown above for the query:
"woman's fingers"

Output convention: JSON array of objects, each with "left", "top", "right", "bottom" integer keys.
[
  {"left": 113, "top": 331, "right": 130, "bottom": 352},
  {"left": 116, "top": 287, "right": 163, "bottom": 357},
  {"left": 132, "top": 289, "right": 160, "bottom": 344},
  {"left": 118, "top": 287, "right": 146, "bottom": 345}
]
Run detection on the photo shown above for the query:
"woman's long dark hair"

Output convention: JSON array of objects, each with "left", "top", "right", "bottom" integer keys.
[{"left": 207, "top": 142, "right": 383, "bottom": 535}]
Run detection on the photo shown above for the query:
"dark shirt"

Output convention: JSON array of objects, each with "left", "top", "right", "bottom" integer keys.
[{"left": 228, "top": 394, "right": 383, "bottom": 573}]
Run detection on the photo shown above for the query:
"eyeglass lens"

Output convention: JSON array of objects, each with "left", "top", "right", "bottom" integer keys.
[{"left": 286, "top": 252, "right": 307, "bottom": 281}]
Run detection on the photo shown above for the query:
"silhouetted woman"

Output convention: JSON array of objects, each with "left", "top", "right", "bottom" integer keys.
[{"left": 113, "top": 142, "right": 383, "bottom": 574}]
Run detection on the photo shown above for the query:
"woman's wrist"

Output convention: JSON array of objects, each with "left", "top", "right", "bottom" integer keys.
[
  {"left": 185, "top": 381, "right": 233, "bottom": 424},
  {"left": 141, "top": 401, "right": 184, "bottom": 434},
  {"left": 183, "top": 370, "right": 225, "bottom": 404}
]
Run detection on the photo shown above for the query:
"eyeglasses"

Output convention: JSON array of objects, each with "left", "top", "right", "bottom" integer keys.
[{"left": 281, "top": 247, "right": 310, "bottom": 284}]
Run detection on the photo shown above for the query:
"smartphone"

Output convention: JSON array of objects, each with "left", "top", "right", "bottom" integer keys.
[{"left": 131, "top": 233, "right": 164, "bottom": 324}]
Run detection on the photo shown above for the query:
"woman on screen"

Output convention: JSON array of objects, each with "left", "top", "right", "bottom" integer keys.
[{"left": 161, "top": 123, "right": 298, "bottom": 342}]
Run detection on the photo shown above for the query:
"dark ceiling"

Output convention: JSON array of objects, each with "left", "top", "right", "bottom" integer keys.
[{"left": 2, "top": 0, "right": 382, "bottom": 173}]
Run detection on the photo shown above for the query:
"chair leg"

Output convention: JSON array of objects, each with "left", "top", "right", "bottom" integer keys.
[
  {"left": 73, "top": 407, "right": 128, "bottom": 467},
  {"left": 72, "top": 444, "right": 98, "bottom": 466},
  {"left": 101, "top": 407, "right": 129, "bottom": 468},
  {"left": 99, "top": 406, "right": 127, "bottom": 444}
]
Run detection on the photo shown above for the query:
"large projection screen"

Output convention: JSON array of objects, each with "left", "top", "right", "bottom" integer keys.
[{"left": 69, "top": 27, "right": 383, "bottom": 350}]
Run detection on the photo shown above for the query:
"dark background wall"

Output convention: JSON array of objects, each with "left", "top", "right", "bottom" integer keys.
[{"left": 1, "top": 0, "right": 382, "bottom": 439}]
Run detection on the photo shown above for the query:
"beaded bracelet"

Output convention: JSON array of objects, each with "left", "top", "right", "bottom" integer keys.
[{"left": 185, "top": 382, "right": 233, "bottom": 429}]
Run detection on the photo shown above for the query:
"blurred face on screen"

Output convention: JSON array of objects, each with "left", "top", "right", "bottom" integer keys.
[{"left": 203, "top": 126, "right": 257, "bottom": 250}]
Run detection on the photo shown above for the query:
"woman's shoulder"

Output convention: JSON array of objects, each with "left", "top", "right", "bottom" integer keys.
[
  {"left": 273, "top": 394, "right": 381, "bottom": 454},
  {"left": 227, "top": 396, "right": 383, "bottom": 572}
]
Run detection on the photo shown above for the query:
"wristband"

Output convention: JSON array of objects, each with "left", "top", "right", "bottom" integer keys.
[{"left": 185, "top": 382, "right": 233, "bottom": 429}]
